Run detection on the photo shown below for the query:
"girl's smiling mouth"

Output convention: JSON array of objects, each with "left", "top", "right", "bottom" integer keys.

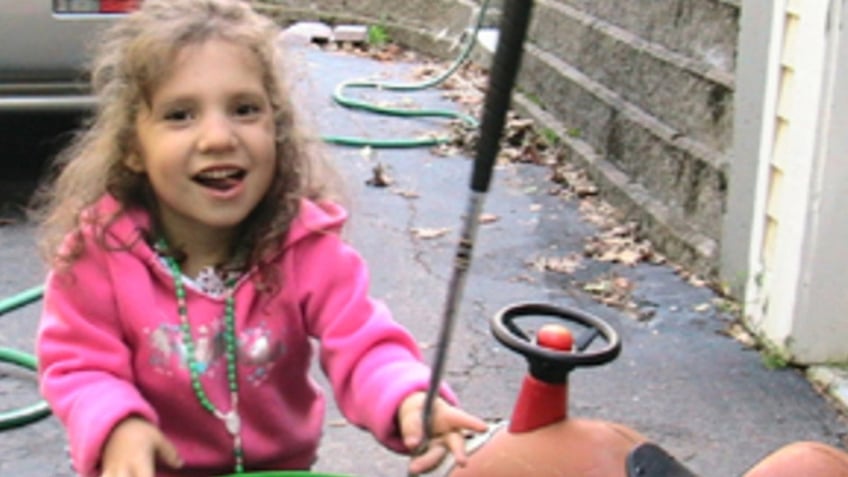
[{"left": 193, "top": 167, "right": 247, "bottom": 191}]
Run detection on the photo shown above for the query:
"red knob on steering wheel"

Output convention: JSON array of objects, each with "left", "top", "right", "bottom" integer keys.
[{"left": 491, "top": 302, "right": 621, "bottom": 381}]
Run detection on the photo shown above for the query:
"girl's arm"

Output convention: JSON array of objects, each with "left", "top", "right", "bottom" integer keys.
[
  {"left": 37, "top": 250, "right": 158, "bottom": 477},
  {"left": 296, "top": 233, "right": 457, "bottom": 452}
]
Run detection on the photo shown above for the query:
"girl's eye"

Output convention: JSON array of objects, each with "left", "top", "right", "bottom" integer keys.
[
  {"left": 163, "top": 109, "right": 193, "bottom": 122},
  {"left": 234, "top": 103, "right": 262, "bottom": 117}
]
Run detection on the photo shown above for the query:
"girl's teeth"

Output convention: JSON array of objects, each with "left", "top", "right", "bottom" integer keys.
[
  {"left": 193, "top": 168, "right": 246, "bottom": 191},
  {"left": 197, "top": 169, "right": 237, "bottom": 179}
]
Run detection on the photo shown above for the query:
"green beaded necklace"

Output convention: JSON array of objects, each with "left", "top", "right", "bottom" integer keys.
[{"left": 161, "top": 247, "right": 245, "bottom": 473}]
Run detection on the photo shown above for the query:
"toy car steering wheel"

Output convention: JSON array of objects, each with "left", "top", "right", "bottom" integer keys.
[{"left": 491, "top": 302, "right": 621, "bottom": 381}]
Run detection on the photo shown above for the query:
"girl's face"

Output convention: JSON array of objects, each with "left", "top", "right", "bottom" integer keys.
[{"left": 128, "top": 38, "right": 277, "bottom": 244}]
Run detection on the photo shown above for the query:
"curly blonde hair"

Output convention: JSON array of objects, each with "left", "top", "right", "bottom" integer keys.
[{"left": 33, "top": 0, "right": 342, "bottom": 283}]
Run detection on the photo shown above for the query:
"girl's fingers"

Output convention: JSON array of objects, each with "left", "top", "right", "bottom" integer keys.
[
  {"left": 402, "top": 416, "right": 424, "bottom": 451},
  {"left": 400, "top": 393, "right": 488, "bottom": 473},
  {"left": 444, "top": 431, "right": 471, "bottom": 467},
  {"left": 100, "top": 460, "right": 152, "bottom": 477},
  {"left": 407, "top": 439, "right": 449, "bottom": 474},
  {"left": 407, "top": 431, "right": 475, "bottom": 474},
  {"left": 154, "top": 436, "right": 183, "bottom": 469},
  {"left": 434, "top": 400, "right": 488, "bottom": 434}
]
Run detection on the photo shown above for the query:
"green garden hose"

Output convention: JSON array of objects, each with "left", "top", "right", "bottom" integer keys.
[
  {"left": 0, "top": 284, "right": 43, "bottom": 315},
  {"left": 0, "top": 345, "right": 51, "bottom": 430},
  {"left": 0, "top": 284, "right": 50, "bottom": 430},
  {"left": 322, "top": 0, "right": 491, "bottom": 148}
]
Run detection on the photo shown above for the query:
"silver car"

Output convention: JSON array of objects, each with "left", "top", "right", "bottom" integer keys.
[{"left": 0, "top": 1, "right": 139, "bottom": 112}]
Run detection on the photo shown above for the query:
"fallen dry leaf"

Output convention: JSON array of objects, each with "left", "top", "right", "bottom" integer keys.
[
  {"left": 580, "top": 272, "right": 648, "bottom": 320},
  {"left": 613, "top": 275, "right": 634, "bottom": 291},
  {"left": 583, "top": 280, "right": 608, "bottom": 294},
  {"left": 393, "top": 188, "right": 420, "bottom": 199},
  {"left": 583, "top": 220, "right": 655, "bottom": 266},
  {"left": 479, "top": 213, "right": 499, "bottom": 224},
  {"left": 412, "top": 227, "right": 450, "bottom": 239},
  {"left": 551, "top": 164, "right": 598, "bottom": 197},
  {"left": 376, "top": 97, "right": 420, "bottom": 110},
  {"left": 510, "top": 274, "right": 538, "bottom": 284},
  {"left": 368, "top": 43, "right": 406, "bottom": 61},
  {"left": 531, "top": 254, "right": 583, "bottom": 275},
  {"left": 365, "top": 162, "right": 393, "bottom": 187},
  {"left": 612, "top": 249, "right": 644, "bottom": 266},
  {"left": 720, "top": 322, "right": 757, "bottom": 348}
]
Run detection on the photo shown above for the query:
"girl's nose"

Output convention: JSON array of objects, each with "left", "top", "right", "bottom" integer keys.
[{"left": 197, "top": 113, "right": 237, "bottom": 152}]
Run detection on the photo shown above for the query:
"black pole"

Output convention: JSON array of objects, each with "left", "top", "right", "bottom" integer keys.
[
  {"left": 417, "top": 0, "right": 536, "bottom": 463},
  {"left": 470, "top": 0, "right": 534, "bottom": 193}
]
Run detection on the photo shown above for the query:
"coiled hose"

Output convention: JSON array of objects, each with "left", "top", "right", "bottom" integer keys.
[
  {"left": 322, "top": 0, "right": 491, "bottom": 148},
  {"left": 0, "top": 285, "right": 51, "bottom": 430}
]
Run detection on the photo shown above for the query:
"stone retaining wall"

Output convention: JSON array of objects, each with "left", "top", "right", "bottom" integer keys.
[{"left": 256, "top": 0, "right": 739, "bottom": 277}]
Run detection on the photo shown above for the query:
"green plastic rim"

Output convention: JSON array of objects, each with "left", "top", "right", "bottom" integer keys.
[
  {"left": 0, "top": 346, "right": 52, "bottom": 430},
  {"left": 218, "top": 472, "right": 355, "bottom": 477}
]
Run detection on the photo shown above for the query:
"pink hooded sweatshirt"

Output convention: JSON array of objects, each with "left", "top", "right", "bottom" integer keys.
[{"left": 37, "top": 194, "right": 454, "bottom": 476}]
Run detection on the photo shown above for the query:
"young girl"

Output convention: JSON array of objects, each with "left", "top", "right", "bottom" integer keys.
[{"left": 33, "top": 1, "right": 486, "bottom": 476}]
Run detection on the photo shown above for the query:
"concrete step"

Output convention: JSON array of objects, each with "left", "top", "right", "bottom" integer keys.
[
  {"left": 279, "top": 22, "right": 368, "bottom": 46},
  {"left": 258, "top": 0, "right": 487, "bottom": 59},
  {"left": 259, "top": 0, "right": 479, "bottom": 41}
]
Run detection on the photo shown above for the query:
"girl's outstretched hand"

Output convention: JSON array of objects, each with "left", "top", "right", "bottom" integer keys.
[
  {"left": 100, "top": 416, "right": 183, "bottom": 477},
  {"left": 398, "top": 392, "right": 488, "bottom": 475}
]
